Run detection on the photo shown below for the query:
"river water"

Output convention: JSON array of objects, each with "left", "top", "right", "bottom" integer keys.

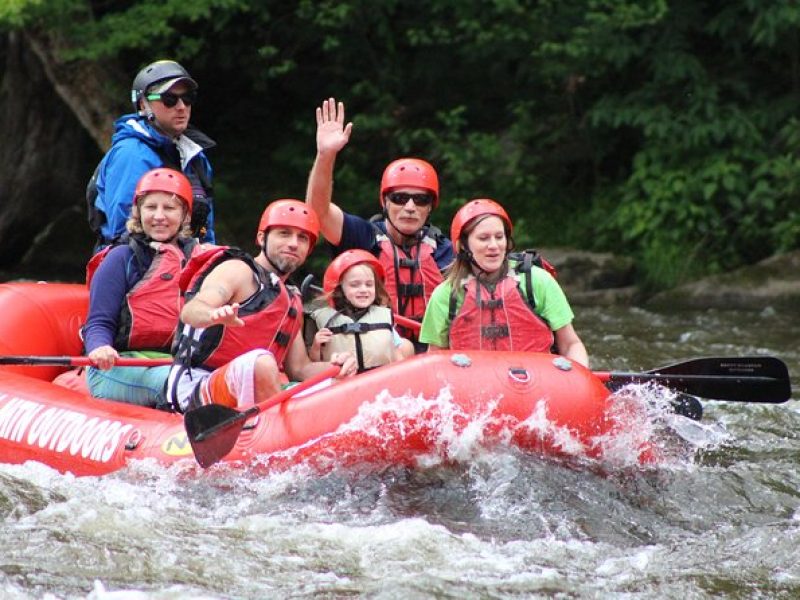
[{"left": 1, "top": 305, "right": 798, "bottom": 599}]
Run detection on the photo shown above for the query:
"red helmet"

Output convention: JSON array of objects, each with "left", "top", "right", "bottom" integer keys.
[
  {"left": 450, "top": 199, "right": 512, "bottom": 250},
  {"left": 134, "top": 168, "right": 193, "bottom": 212},
  {"left": 257, "top": 200, "right": 320, "bottom": 248},
  {"left": 323, "top": 249, "right": 384, "bottom": 306},
  {"left": 380, "top": 158, "right": 439, "bottom": 208}
]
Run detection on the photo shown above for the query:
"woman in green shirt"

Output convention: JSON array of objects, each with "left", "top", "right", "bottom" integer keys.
[{"left": 419, "top": 199, "right": 588, "bottom": 366}]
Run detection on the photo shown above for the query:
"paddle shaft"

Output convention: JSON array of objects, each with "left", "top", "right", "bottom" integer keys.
[
  {"left": 0, "top": 355, "right": 173, "bottom": 367},
  {"left": 215, "top": 364, "right": 342, "bottom": 436},
  {"left": 597, "top": 372, "right": 780, "bottom": 385},
  {"left": 595, "top": 356, "right": 791, "bottom": 403},
  {"left": 394, "top": 314, "right": 422, "bottom": 332}
]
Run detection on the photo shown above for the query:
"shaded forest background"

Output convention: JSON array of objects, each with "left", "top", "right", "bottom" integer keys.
[{"left": 1, "top": 0, "right": 798, "bottom": 289}]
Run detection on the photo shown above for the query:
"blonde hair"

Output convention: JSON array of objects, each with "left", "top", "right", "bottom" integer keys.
[{"left": 126, "top": 194, "right": 193, "bottom": 239}]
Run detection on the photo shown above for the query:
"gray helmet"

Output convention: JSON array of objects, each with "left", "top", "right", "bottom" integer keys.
[{"left": 131, "top": 60, "right": 198, "bottom": 112}]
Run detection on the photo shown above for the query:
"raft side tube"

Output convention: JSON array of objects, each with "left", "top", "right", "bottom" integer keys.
[
  {"left": 0, "top": 370, "right": 185, "bottom": 476},
  {"left": 225, "top": 351, "right": 613, "bottom": 462},
  {"left": 0, "top": 282, "right": 88, "bottom": 381}
]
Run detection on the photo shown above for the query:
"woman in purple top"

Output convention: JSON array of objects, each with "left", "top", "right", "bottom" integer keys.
[{"left": 83, "top": 168, "right": 198, "bottom": 407}]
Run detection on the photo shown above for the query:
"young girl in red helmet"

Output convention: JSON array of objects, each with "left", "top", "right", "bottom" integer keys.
[
  {"left": 419, "top": 199, "right": 588, "bottom": 366},
  {"left": 310, "top": 249, "right": 414, "bottom": 372}
]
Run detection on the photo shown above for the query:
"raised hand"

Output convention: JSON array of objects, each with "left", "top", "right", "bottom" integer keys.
[{"left": 316, "top": 97, "right": 353, "bottom": 155}]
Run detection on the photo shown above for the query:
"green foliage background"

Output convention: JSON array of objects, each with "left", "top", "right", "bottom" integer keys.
[{"left": 4, "top": 0, "right": 799, "bottom": 288}]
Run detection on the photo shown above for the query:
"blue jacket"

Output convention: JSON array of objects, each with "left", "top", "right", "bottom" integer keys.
[{"left": 94, "top": 113, "right": 216, "bottom": 246}]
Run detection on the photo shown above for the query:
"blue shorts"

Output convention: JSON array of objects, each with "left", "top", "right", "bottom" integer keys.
[{"left": 87, "top": 363, "right": 171, "bottom": 407}]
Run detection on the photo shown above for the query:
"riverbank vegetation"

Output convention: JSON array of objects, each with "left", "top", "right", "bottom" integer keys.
[{"left": 2, "top": 1, "right": 798, "bottom": 289}]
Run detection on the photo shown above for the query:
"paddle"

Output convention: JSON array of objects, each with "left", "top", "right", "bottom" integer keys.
[
  {"left": 0, "top": 355, "right": 173, "bottom": 367},
  {"left": 393, "top": 313, "right": 422, "bottom": 333},
  {"left": 594, "top": 356, "right": 792, "bottom": 404},
  {"left": 299, "top": 274, "right": 422, "bottom": 332},
  {"left": 185, "top": 364, "right": 341, "bottom": 468}
]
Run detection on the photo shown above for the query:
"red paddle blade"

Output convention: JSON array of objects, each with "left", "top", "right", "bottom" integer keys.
[{"left": 184, "top": 404, "right": 249, "bottom": 468}]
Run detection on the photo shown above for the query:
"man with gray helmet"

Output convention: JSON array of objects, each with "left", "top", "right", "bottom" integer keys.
[{"left": 88, "top": 59, "right": 217, "bottom": 250}]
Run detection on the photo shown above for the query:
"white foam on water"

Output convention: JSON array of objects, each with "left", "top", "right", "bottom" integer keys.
[
  {"left": 259, "top": 384, "right": 625, "bottom": 474},
  {"left": 593, "top": 383, "right": 731, "bottom": 470},
  {"left": 1, "top": 371, "right": 784, "bottom": 599},
  {"left": 518, "top": 398, "right": 587, "bottom": 455}
]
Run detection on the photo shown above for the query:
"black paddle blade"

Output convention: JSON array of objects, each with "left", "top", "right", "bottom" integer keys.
[
  {"left": 184, "top": 404, "right": 249, "bottom": 468},
  {"left": 644, "top": 356, "right": 792, "bottom": 403},
  {"left": 669, "top": 394, "right": 704, "bottom": 420}
]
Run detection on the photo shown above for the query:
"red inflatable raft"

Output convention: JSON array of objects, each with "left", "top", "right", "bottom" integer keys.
[{"left": 0, "top": 282, "right": 622, "bottom": 476}]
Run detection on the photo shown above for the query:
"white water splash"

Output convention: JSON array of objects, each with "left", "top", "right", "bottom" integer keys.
[
  {"left": 261, "top": 385, "right": 613, "bottom": 474},
  {"left": 594, "top": 383, "right": 730, "bottom": 469},
  {"left": 517, "top": 399, "right": 587, "bottom": 456}
]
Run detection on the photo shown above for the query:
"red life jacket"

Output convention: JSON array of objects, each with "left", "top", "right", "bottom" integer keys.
[
  {"left": 173, "top": 247, "right": 302, "bottom": 370},
  {"left": 448, "top": 271, "right": 554, "bottom": 353},
  {"left": 85, "top": 237, "right": 201, "bottom": 352},
  {"left": 375, "top": 224, "right": 444, "bottom": 337}
]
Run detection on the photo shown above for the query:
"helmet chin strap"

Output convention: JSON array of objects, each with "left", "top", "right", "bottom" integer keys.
[
  {"left": 383, "top": 208, "right": 425, "bottom": 246},
  {"left": 152, "top": 233, "right": 178, "bottom": 245},
  {"left": 139, "top": 97, "right": 156, "bottom": 122},
  {"left": 261, "top": 233, "right": 289, "bottom": 277},
  {"left": 459, "top": 244, "right": 507, "bottom": 283},
  {"left": 458, "top": 247, "right": 483, "bottom": 274}
]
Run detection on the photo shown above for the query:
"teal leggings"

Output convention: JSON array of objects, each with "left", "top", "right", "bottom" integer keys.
[{"left": 87, "top": 365, "right": 171, "bottom": 407}]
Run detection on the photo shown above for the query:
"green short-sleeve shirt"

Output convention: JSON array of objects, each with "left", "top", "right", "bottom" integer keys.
[{"left": 419, "top": 266, "right": 574, "bottom": 348}]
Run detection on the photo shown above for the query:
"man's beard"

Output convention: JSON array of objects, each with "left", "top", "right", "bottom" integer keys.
[{"left": 269, "top": 252, "right": 300, "bottom": 274}]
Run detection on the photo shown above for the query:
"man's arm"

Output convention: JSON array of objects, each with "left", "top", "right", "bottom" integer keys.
[
  {"left": 180, "top": 260, "right": 255, "bottom": 328},
  {"left": 284, "top": 317, "right": 357, "bottom": 381},
  {"left": 305, "top": 97, "right": 352, "bottom": 245}
]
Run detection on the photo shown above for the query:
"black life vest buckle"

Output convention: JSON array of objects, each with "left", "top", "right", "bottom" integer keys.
[
  {"left": 341, "top": 322, "right": 366, "bottom": 334},
  {"left": 398, "top": 257, "right": 419, "bottom": 268},
  {"left": 481, "top": 298, "right": 504, "bottom": 309},
  {"left": 481, "top": 324, "right": 510, "bottom": 340},
  {"left": 397, "top": 283, "right": 424, "bottom": 297}
]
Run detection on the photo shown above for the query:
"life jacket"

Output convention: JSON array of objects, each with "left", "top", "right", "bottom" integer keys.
[
  {"left": 172, "top": 247, "right": 302, "bottom": 370},
  {"left": 448, "top": 252, "right": 556, "bottom": 352},
  {"left": 374, "top": 223, "right": 445, "bottom": 338},
  {"left": 85, "top": 237, "right": 201, "bottom": 352},
  {"left": 311, "top": 305, "right": 394, "bottom": 372}
]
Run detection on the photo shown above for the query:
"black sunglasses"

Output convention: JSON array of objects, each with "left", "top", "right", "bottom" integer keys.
[
  {"left": 385, "top": 192, "right": 434, "bottom": 207},
  {"left": 146, "top": 90, "right": 197, "bottom": 108}
]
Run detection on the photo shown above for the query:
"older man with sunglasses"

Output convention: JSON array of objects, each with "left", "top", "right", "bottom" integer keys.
[
  {"left": 306, "top": 98, "right": 454, "bottom": 350},
  {"left": 88, "top": 60, "right": 216, "bottom": 251}
]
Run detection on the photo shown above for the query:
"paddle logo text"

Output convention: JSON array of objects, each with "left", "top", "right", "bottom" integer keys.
[{"left": 0, "top": 394, "right": 133, "bottom": 463}]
